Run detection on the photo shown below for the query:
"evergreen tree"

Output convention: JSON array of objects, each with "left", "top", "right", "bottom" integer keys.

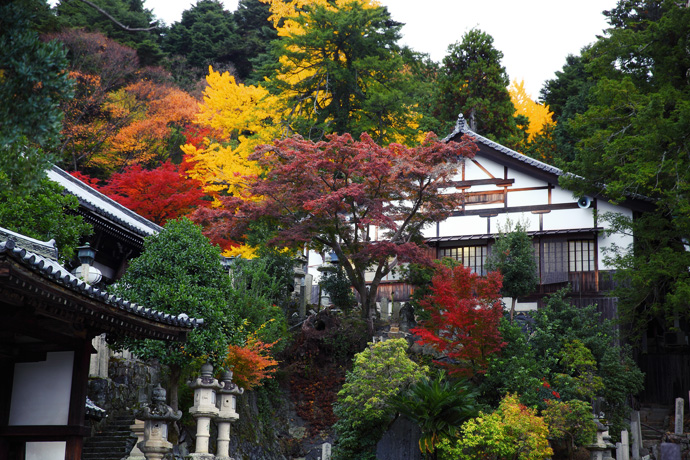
[
  {"left": 560, "top": 0, "right": 690, "bottom": 339},
  {"left": 234, "top": 0, "right": 277, "bottom": 82},
  {"left": 540, "top": 53, "right": 595, "bottom": 164},
  {"left": 264, "top": 1, "right": 419, "bottom": 144},
  {"left": 110, "top": 218, "right": 241, "bottom": 409},
  {"left": 0, "top": 1, "right": 73, "bottom": 192},
  {"left": 486, "top": 220, "right": 539, "bottom": 321},
  {"left": 162, "top": 0, "right": 239, "bottom": 74},
  {"left": 435, "top": 29, "right": 524, "bottom": 148}
]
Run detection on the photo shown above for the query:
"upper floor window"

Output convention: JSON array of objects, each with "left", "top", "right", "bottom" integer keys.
[
  {"left": 568, "top": 240, "right": 595, "bottom": 272},
  {"left": 439, "top": 245, "right": 488, "bottom": 275}
]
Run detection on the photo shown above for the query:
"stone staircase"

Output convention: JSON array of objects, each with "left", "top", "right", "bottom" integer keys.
[
  {"left": 640, "top": 404, "right": 673, "bottom": 447},
  {"left": 82, "top": 413, "right": 137, "bottom": 460}
]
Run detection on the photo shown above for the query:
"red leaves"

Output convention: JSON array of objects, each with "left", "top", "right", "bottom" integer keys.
[
  {"left": 412, "top": 264, "right": 506, "bottom": 378},
  {"left": 98, "top": 157, "right": 208, "bottom": 225}
]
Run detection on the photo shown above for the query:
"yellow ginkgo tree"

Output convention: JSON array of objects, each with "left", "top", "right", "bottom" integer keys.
[{"left": 509, "top": 79, "right": 554, "bottom": 141}]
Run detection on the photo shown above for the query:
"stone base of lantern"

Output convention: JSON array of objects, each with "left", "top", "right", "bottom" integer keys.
[
  {"left": 186, "top": 453, "right": 216, "bottom": 460},
  {"left": 138, "top": 439, "right": 173, "bottom": 460},
  {"left": 216, "top": 456, "right": 235, "bottom": 460}
]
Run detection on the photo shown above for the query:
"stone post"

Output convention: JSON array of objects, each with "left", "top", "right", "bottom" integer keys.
[
  {"left": 675, "top": 397, "right": 684, "bottom": 435},
  {"left": 630, "top": 411, "right": 641, "bottom": 460},
  {"left": 136, "top": 384, "right": 182, "bottom": 460},
  {"left": 215, "top": 369, "right": 244, "bottom": 460},
  {"left": 188, "top": 362, "right": 221, "bottom": 459},
  {"left": 391, "top": 301, "right": 401, "bottom": 321},
  {"left": 620, "top": 429, "right": 629, "bottom": 460},
  {"left": 380, "top": 297, "right": 389, "bottom": 320},
  {"left": 125, "top": 419, "right": 146, "bottom": 460},
  {"left": 322, "top": 442, "right": 332, "bottom": 460}
]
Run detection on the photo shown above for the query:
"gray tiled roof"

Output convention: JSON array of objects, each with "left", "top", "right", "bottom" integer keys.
[
  {"left": 0, "top": 227, "right": 59, "bottom": 261},
  {"left": 0, "top": 238, "right": 202, "bottom": 329},
  {"left": 443, "top": 113, "right": 563, "bottom": 177},
  {"left": 47, "top": 165, "right": 162, "bottom": 237}
]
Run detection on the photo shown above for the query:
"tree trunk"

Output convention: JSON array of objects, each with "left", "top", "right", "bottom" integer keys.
[
  {"left": 509, "top": 297, "right": 516, "bottom": 322},
  {"left": 169, "top": 364, "right": 181, "bottom": 412}
]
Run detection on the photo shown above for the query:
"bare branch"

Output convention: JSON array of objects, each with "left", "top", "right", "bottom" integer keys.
[{"left": 77, "top": 0, "right": 159, "bottom": 32}]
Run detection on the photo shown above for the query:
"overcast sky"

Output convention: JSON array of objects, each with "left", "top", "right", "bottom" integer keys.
[{"left": 146, "top": 0, "right": 617, "bottom": 99}]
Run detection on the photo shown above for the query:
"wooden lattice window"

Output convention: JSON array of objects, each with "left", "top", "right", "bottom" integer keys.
[
  {"left": 438, "top": 245, "right": 488, "bottom": 275},
  {"left": 568, "top": 240, "right": 595, "bottom": 272}
]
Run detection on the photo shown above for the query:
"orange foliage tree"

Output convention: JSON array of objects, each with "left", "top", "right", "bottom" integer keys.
[
  {"left": 223, "top": 332, "right": 279, "bottom": 390},
  {"left": 101, "top": 81, "right": 198, "bottom": 173}
]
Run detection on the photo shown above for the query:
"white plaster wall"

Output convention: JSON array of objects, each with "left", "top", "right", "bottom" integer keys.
[
  {"left": 494, "top": 213, "right": 539, "bottom": 232},
  {"left": 551, "top": 186, "right": 578, "bottom": 204},
  {"left": 307, "top": 250, "right": 324, "bottom": 282},
  {"left": 439, "top": 215, "right": 487, "bottom": 237},
  {"left": 507, "top": 189, "right": 547, "bottom": 207},
  {"left": 507, "top": 169, "right": 544, "bottom": 189},
  {"left": 597, "top": 201, "right": 634, "bottom": 271},
  {"left": 464, "top": 158, "right": 504, "bottom": 179},
  {"left": 9, "top": 351, "right": 74, "bottom": 426},
  {"left": 542, "top": 208, "right": 595, "bottom": 231},
  {"left": 25, "top": 441, "right": 66, "bottom": 460}
]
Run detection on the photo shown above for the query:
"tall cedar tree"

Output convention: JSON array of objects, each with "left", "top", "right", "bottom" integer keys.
[
  {"left": 486, "top": 220, "right": 539, "bottom": 320},
  {"left": 264, "top": 1, "right": 419, "bottom": 144},
  {"left": 412, "top": 264, "right": 506, "bottom": 379},
  {"left": 193, "top": 132, "right": 478, "bottom": 320},
  {"left": 0, "top": 1, "right": 73, "bottom": 192},
  {"left": 162, "top": 0, "right": 238, "bottom": 73},
  {"left": 560, "top": 0, "right": 690, "bottom": 338},
  {"left": 539, "top": 53, "right": 596, "bottom": 164},
  {"left": 110, "top": 218, "right": 240, "bottom": 410},
  {"left": 435, "top": 29, "right": 525, "bottom": 149}
]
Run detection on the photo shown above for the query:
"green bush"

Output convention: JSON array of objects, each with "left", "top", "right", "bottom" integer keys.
[{"left": 332, "top": 339, "right": 428, "bottom": 460}]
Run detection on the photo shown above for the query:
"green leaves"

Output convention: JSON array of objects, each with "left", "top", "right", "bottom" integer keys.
[
  {"left": 0, "top": 2, "right": 73, "bottom": 192},
  {"left": 333, "top": 339, "right": 428, "bottom": 459},
  {"left": 110, "top": 218, "right": 240, "bottom": 369},
  {"left": 391, "top": 372, "right": 478, "bottom": 455}
]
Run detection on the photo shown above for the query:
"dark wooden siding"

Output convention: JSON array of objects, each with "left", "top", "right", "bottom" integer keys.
[{"left": 638, "top": 351, "right": 690, "bottom": 405}]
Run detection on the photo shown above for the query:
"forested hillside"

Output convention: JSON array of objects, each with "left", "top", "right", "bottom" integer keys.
[{"left": 2, "top": 0, "right": 689, "bottom": 458}]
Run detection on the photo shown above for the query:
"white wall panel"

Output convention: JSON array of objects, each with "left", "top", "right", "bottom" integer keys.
[{"left": 9, "top": 351, "right": 74, "bottom": 426}]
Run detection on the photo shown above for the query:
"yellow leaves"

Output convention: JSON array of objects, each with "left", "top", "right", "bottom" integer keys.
[
  {"left": 259, "top": 0, "right": 379, "bottom": 37},
  {"left": 509, "top": 79, "right": 555, "bottom": 141},
  {"left": 184, "top": 67, "right": 282, "bottom": 197}
]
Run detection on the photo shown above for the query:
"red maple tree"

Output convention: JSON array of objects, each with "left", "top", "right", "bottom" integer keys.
[
  {"left": 412, "top": 264, "right": 506, "bottom": 378},
  {"left": 98, "top": 158, "right": 207, "bottom": 225},
  {"left": 193, "top": 132, "right": 477, "bottom": 319}
]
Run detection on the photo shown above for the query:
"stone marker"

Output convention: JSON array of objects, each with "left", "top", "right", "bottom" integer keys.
[
  {"left": 376, "top": 416, "right": 422, "bottom": 460},
  {"left": 321, "top": 442, "right": 332, "bottom": 460},
  {"left": 621, "top": 430, "right": 630, "bottom": 460},
  {"left": 675, "top": 397, "right": 684, "bottom": 435},
  {"left": 391, "top": 301, "right": 401, "bottom": 321},
  {"left": 631, "top": 411, "right": 642, "bottom": 460},
  {"left": 616, "top": 442, "right": 623, "bottom": 460},
  {"left": 381, "top": 297, "right": 389, "bottom": 320},
  {"left": 304, "top": 274, "right": 313, "bottom": 305},
  {"left": 299, "top": 285, "right": 307, "bottom": 318},
  {"left": 659, "top": 442, "right": 681, "bottom": 460}
]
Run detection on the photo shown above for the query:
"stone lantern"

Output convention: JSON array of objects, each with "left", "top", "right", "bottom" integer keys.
[
  {"left": 216, "top": 369, "right": 244, "bottom": 460},
  {"left": 588, "top": 418, "right": 615, "bottom": 460},
  {"left": 188, "top": 362, "right": 221, "bottom": 459},
  {"left": 136, "top": 384, "right": 182, "bottom": 460}
]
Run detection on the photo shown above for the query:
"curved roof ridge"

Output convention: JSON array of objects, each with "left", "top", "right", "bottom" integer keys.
[
  {"left": 0, "top": 239, "right": 202, "bottom": 329},
  {"left": 442, "top": 113, "right": 563, "bottom": 177},
  {"left": 47, "top": 165, "right": 163, "bottom": 237}
]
